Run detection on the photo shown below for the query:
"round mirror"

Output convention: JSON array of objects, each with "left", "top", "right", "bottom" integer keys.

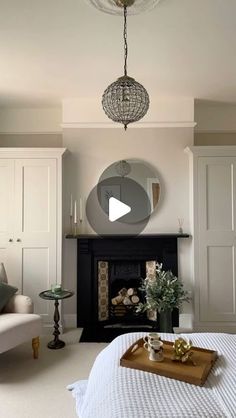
[{"left": 99, "top": 159, "right": 161, "bottom": 216}]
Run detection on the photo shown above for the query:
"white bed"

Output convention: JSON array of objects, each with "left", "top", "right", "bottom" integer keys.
[{"left": 68, "top": 332, "right": 236, "bottom": 418}]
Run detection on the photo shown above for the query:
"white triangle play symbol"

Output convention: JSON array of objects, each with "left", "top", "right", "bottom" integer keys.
[{"left": 109, "top": 197, "right": 131, "bottom": 222}]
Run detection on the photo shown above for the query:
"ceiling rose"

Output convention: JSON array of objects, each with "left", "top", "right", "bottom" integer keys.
[{"left": 84, "top": 0, "right": 161, "bottom": 15}]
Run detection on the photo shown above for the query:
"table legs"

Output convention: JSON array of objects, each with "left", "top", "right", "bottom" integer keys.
[{"left": 47, "top": 299, "right": 65, "bottom": 349}]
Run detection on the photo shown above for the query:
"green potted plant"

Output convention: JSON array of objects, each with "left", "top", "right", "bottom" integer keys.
[{"left": 136, "top": 263, "right": 190, "bottom": 333}]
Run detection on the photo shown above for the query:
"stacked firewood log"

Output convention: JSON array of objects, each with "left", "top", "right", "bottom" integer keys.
[{"left": 111, "top": 287, "right": 140, "bottom": 307}]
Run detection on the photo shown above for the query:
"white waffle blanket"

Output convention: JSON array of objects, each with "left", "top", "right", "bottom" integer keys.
[{"left": 68, "top": 332, "right": 236, "bottom": 418}]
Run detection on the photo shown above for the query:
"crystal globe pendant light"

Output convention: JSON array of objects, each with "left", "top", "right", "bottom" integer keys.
[
  {"left": 115, "top": 160, "right": 131, "bottom": 177},
  {"left": 102, "top": 0, "right": 150, "bottom": 130},
  {"left": 85, "top": 0, "right": 161, "bottom": 15}
]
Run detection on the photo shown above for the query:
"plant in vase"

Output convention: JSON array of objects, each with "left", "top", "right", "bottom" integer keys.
[{"left": 136, "top": 263, "right": 190, "bottom": 333}]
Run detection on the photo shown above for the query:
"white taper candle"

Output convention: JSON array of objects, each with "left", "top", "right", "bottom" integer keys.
[
  {"left": 74, "top": 200, "right": 77, "bottom": 223},
  {"left": 79, "top": 198, "right": 83, "bottom": 222},
  {"left": 70, "top": 194, "right": 73, "bottom": 217}
]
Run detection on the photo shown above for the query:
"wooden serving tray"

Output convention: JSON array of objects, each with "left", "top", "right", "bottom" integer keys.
[{"left": 120, "top": 338, "right": 218, "bottom": 386}]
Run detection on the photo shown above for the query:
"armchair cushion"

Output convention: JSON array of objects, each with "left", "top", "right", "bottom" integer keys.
[
  {"left": 3, "top": 294, "right": 34, "bottom": 314},
  {"left": 0, "top": 313, "right": 42, "bottom": 354},
  {"left": 0, "top": 282, "right": 18, "bottom": 313}
]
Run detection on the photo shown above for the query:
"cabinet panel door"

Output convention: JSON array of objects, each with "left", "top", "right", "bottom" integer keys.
[
  {"left": 14, "top": 159, "right": 57, "bottom": 322},
  {"left": 198, "top": 157, "right": 236, "bottom": 322},
  {"left": 14, "top": 159, "right": 57, "bottom": 238},
  {"left": 0, "top": 159, "right": 15, "bottom": 277}
]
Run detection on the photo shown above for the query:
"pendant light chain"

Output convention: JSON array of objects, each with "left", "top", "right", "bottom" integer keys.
[
  {"left": 123, "top": 5, "right": 128, "bottom": 76},
  {"left": 102, "top": 1, "right": 150, "bottom": 129}
]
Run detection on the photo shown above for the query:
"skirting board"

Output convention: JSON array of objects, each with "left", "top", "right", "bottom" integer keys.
[
  {"left": 173, "top": 313, "right": 193, "bottom": 334},
  {"left": 63, "top": 314, "right": 77, "bottom": 329},
  {"left": 42, "top": 314, "right": 192, "bottom": 334}
]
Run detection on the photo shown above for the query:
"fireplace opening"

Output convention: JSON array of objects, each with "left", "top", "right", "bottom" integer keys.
[
  {"left": 109, "top": 260, "right": 146, "bottom": 324},
  {"left": 97, "top": 259, "right": 155, "bottom": 327}
]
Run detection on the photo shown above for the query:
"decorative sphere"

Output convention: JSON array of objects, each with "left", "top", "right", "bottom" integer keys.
[{"left": 102, "top": 75, "right": 149, "bottom": 129}]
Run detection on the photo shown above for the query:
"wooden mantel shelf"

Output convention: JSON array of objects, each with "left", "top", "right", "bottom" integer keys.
[{"left": 65, "top": 233, "right": 190, "bottom": 240}]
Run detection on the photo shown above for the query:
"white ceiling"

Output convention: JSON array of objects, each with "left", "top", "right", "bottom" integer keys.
[{"left": 1, "top": 0, "right": 236, "bottom": 107}]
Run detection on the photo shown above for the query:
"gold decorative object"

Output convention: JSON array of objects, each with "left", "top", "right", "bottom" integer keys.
[{"left": 172, "top": 338, "right": 195, "bottom": 364}]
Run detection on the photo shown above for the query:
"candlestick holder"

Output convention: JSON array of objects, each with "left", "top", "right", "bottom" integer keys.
[
  {"left": 79, "top": 219, "right": 83, "bottom": 234},
  {"left": 74, "top": 222, "right": 78, "bottom": 236},
  {"left": 70, "top": 215, "right": 73, "bottom": 235},
  {"left": 178, "top": 218, "right": 184, "bottom": 234}
]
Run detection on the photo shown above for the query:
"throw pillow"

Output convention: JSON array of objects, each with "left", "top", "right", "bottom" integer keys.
[
  {"left": 0, "top": 282, "right": 18, "bottom": 312},
  {"left": 0, "top": 263, "right": 8, "bottom": 283}
]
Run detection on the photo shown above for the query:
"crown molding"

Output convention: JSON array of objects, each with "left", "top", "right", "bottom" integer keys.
[
  {"left": 185, "top": 145, "right": 236, "bottom": 157},
  {"left": 0, "top": 131, "right": 62, "bottom": 135},
  {"left": 0, "top": 147, "right": 67, "bottom": 158},
  {"left": 62, "top": 121, "right": 196, "bottom": 129}
]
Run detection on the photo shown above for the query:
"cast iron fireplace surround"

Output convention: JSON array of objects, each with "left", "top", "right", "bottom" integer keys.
[{"left": 67, "top": 234, "right": 189, "bottom": 338}]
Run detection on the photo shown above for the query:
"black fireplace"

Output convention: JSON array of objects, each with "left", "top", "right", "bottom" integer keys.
[{"left": 67, "top": 234, "right": 189, "bottom": 341}]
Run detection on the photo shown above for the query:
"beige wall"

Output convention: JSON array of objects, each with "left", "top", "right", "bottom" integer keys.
[
  {"left": 0, "top": 107, "right": 61, "bottom": 134},
  {"left": 0, "top": 128, "right": 194, "bottom": 320},
  {"left": 195, "top": 103, "right": 236, "bottom": 133},
  {"left": 62, "top": 127, "right": 194, "bottom": 316},
  {"left": 195, "top": 132, "right": 236, "bottom": 145},
  {"left": 0, "top": 133, "right": 62, "bottom": 147}
]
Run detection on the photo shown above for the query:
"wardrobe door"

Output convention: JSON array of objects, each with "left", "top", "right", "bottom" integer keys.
[
  {"left": 198, "top": 157, "right": 236, "bottom": 322},
  {"left": 14, "top": 159, "right": 57, "bottom": 322},
  {"left": 0, "top": 159, "right": 15, "bottom": 276}
]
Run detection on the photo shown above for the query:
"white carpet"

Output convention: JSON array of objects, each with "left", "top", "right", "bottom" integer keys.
[{"left": 0, "top": 329, "right": 107, "bottom": 418}]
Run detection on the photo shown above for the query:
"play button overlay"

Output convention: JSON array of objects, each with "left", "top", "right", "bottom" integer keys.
[
  {"left": 85, "top": 158, "right": 160, "bottom": 236},
  {"left": 86, "top": 175, "right": 151, "bottom": 236},
  {"left": 109, "top": 197, "right": 131, "bottom": 222}
]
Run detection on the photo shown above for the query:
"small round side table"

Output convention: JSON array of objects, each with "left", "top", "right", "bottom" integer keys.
[{"left": 39, "top": 289, "right": 74, "bottom": 349}]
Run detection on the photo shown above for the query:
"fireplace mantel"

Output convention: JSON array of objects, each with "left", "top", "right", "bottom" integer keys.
[
  {"left": 68, "top": 233, "right": 190, "bottom": 335},
  {"left": 66, "top": 233, "right": 190, "bottom": 239}
]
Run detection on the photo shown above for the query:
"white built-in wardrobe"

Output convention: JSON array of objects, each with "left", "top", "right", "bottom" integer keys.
[
  {"left": 0, "top": 148, "right": 66, "bottom": 326},
  {"left": 187, "top": 146, "right": 236, "bottom": 332}
]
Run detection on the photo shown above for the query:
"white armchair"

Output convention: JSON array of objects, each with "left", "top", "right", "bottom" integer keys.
[
  {"left": 0, "top": 264, "right": 42, "bottom": 358},
  {"left": 4, "top": 294, "right": 34, "bottom": 314}
]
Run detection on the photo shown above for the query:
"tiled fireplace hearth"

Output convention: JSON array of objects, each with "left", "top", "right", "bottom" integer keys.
[{"left": 71, "top": 234, "right": 189, "bottom": 336}]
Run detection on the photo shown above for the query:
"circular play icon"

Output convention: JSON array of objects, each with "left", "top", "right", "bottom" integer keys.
[
  {"left": 86, "top": 176, "right": 151, "bottom": 236},
  {"left": 108, "top": 197, "right": 131, "bottom": 222}
]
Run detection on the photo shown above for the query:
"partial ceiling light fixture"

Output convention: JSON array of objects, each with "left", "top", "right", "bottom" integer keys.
[
  {"left": 101, "top": 0, "right": 150, "bottom": 130},
  {"left": 115, "top": 160, "right": 131, "bottom": 177},
  {"left": 85, "top": 0, "right": 161, "bottom": 15}
]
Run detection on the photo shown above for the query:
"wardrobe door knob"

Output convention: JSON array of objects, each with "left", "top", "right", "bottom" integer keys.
[
  {"left": 9, "top": 238, "right": 13, "bottom": 242},
  {"left": 16, "top": 238, "right": 21, "bottom": 242}
]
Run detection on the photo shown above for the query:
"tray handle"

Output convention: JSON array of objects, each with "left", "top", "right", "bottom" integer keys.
[{"left": 121, "top": 338, "right": 143, "bottom": 359}]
